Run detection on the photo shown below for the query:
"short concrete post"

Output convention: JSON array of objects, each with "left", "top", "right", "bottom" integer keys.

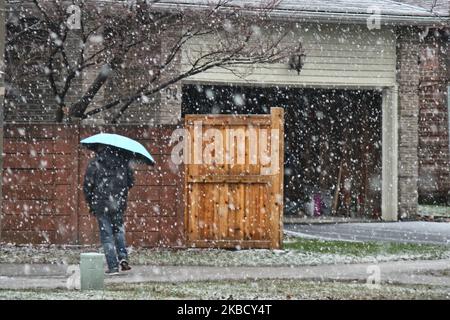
[{"left": 80, "top": 253, "right": 105, "bottom": 291}]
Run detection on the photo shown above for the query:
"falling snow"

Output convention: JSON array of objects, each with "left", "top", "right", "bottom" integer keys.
[{"left": 1, "top": 0, "right": 450, "bottom": 301}]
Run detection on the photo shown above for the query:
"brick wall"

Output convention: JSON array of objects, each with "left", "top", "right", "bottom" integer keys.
[
  {"left": 394, "top": 27, "right": 449, "bottom": 214},
  {"left": 1, "top": 123, "right": 185, "bottom": 247},
  {"left": 418, "top": 34, "right": 449, "bottom": 202},
  {"left": 4, "top": 59, "right": 58, "bottom": 123},
  {"left": 4, "top": 3, "right": 181, "bottom": 126}
]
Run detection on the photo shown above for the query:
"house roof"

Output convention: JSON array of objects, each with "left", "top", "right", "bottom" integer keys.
[{"left": 153, "top": 0, "right": 449, "bottom": 25}]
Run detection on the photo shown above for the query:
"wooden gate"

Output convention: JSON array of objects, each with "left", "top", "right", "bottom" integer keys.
[{"left": 184, "top": 108, "right": 284, "bottom": 249}]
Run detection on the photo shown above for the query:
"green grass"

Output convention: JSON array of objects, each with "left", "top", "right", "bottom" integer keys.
[
  {"left": 418, "top": 205, "right": 450, "bottom": 217},
  {"left": 283, "top": 237, "right": 450, "bottom": 257}
]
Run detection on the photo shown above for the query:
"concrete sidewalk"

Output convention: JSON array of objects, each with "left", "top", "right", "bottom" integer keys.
[{"left": 1, "top": 259, "right": 450, "bottom": 290}]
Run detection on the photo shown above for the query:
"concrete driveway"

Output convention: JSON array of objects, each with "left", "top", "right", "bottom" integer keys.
[{"left": 284, "top": 221, "right": 450, "bottom": 245}]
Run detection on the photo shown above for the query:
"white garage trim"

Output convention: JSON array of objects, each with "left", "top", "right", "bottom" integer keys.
[{"left": 382, "top": 86, "right": 399, "bottom": 221}]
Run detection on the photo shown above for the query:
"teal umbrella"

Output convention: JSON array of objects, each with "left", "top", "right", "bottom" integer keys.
[{"left": 81, "top": 133, "right": 155, "bottom": 165}]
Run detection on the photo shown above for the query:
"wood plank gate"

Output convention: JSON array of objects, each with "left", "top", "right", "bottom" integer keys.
[{"left": 184, "top": 108, "right": 284, "bottom": 249}]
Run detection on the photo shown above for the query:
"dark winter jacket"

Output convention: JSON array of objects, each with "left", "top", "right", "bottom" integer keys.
[{"left": 83, "top": 147, "right": 135, "bottom": 215}]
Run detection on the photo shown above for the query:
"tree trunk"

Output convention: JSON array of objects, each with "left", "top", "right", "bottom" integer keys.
[{"left": 69, "top": 63, "right": 114, "bottom": 118}]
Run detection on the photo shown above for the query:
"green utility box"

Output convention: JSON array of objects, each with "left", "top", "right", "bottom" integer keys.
[{"left": 80, "top": 253, "right": 105, "bottom": 291}]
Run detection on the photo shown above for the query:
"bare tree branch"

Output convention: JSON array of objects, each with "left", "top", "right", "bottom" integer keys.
[{"left": 7, "top": 0, "right": 299, "bottom": 123}]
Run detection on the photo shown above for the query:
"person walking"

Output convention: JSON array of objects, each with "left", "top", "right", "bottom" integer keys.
[{"left": 83, "top": 145, "right": 134, "bottom": 275}]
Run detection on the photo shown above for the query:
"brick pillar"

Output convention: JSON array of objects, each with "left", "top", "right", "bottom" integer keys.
[
  {"left": 418, "top": 33, "right": 449, "bottom": 203},
  {"left": 396, "top": 27, "right": 421, "bottom": 219}
]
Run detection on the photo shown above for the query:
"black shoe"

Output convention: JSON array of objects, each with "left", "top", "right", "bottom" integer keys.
[
  {"left": 105, "top": 269, "right": 120, "bottom": 276},
  {"left": 120, "top": 260, "right": 132, "bottom": 271}
]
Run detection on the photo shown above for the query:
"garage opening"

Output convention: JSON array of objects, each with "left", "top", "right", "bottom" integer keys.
[{"left": 182, "top": 85, "right": 382, "bottom": 219}]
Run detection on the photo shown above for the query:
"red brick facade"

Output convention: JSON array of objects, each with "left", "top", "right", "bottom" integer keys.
[
  {"left": 396, "top": 28, "right": 422, "bottom": 218},
  {"left": 418, "top": 33, "right": 449, "bottom": 202},
  {"left": 0, "top": 124, "right": 185, "bottom": 247}
]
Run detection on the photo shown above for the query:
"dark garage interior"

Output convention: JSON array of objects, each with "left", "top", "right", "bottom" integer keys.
[{"left": 182, "top": 85, "right": 383, "bottom": 219}]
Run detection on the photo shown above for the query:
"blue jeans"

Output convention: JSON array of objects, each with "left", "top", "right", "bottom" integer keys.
[{"left": 96, "top": 210, "right": 128, "bottom": 271}]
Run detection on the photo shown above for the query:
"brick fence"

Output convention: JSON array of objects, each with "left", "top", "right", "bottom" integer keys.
[{"left": 1, "top": 123, "right": 185, "bottom": 247}]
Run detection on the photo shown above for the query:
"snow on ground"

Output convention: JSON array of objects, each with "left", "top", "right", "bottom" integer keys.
[
  {"left": 1, "top": 279, "right": 450, "bottom": 300},
  {"left": 2, "top": 238, "right": 450, "bottom": 300},
  {"left": 1, "top": 238, "right": 450, "bottom": 267}
]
